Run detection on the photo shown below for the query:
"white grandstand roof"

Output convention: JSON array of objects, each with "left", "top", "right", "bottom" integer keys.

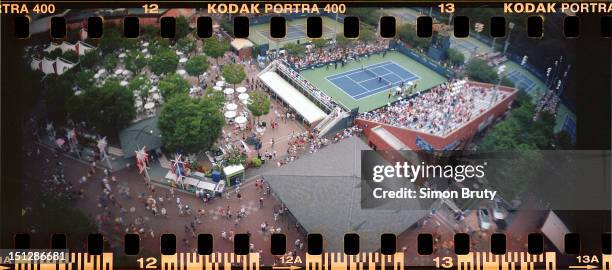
[
  {"left": 259, "top": 71, "right": 327, "bottom": 124},
  {"left": 371, "top": 125, "right": 411, "bottom": 150}
]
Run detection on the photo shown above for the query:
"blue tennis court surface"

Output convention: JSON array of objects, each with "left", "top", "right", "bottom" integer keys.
[
  {"left": 326, "top": 61, "right": 420, "bottom": 100},
  {"left": 507, "top": 70, "right": 537, "bottom": 92}
]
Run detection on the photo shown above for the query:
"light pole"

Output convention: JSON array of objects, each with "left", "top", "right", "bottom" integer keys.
[
  {"left": 503, "top": 22, "right": 515, "bottom": 56},
  {"left": 97, "top": 136, "right": 113, "bottom": 170},
  {"left": 490, "top": 65, "right": 506, "bottom": 107}
]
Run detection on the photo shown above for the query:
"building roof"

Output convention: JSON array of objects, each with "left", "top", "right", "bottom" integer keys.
[
  {"left": 371, "top": 125, "right": 411, "bottom": 150},
  {"left": 262, "top": 137, "right": 427, "bottom": 251},
  {"left": 231, "top": 38, "right": 254, "bottom": 50},
  {"left": 118, "top": 117, "right": 162, "bottom": 158},
  {"left": 259, "top": 71, "right": 327, "bottom": 124}
]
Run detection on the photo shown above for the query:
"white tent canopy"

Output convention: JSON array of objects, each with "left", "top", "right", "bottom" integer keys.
[
  {"left": 259, "top": 71, "right": 327, "bottom": 124},
  {"left": 371, "top": 126, "right": 411, "bottom": 150}
]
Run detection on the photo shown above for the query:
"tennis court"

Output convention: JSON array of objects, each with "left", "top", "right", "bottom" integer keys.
[
  {"left": 507, "top": 70, "right": 537, "bottom": 92},
  {"left": 249, "top": 17, "right": 343, "bottom": 46},
  {"left": 326, "top": 61, "right": 420, "bottom": 100},
  {"left": 300, "top": 51, "right": 447, "bottom": 112},
  {"left": 451, "top": 39, "right": 479, "bottom": 53}
]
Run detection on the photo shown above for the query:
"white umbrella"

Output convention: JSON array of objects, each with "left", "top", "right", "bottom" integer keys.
[
  {"left": 215, "top": 81, "right": 225, "bottom": 87},
  {"left": 98, "top": 68, "right": 106, "bottom": 75},
  {"left": 235, "top": 116, "right": 247, "bottom": 124},
  {"left": 122, "top": 70, "right": 130, "bottom": 76},
  {"left": 144, "top": 102, "right": 155, "bottom": 110},
  {"left": 238, "top": 93, "right": 249, "bottom": 101},
  {"left": 176, "top": 51, "right": 184, "bottom": 56},
  {"left": 176, "top": 69, "right": 186, "bottom": 76},
  {"left": 141, "top": 48, "right": 148, "bottom": 54},
  {"left": 94, "top": 73, "right": 100, "bottom": 79},
  {"left": 120, "top": 80, "right": 129, "bottom": 86},
  {"left": 225, "top": 103, "right": 238, "bottom": 111},
  {"left": 223, "top": 88, "right": 235, "bottom": 95},
  {"left": 179, "top": 57, "right": 188, "bottom": 63},
  {"left": 142, "top": 42, "right": 149, "bottom": 47},
  {"left": 152, "top": 93, "right": 160, "bottom": 100},
  {"left": 114, "top": 69, "right": 123, "bottom": 75},
  {"left": 149, "top": 86, "right": 158, "bottom": 93},
  {"left": 118, "top": 53, "right": 127, "bottom": 58},
  {"left": 224, "top": 110, "right": 237, "bottom": 119},
  {"left": 236, "top": 86, "right": 247, "bottom": 93},
  {"left": 213, "top": 86, "right": 223, "bottom": 91}
]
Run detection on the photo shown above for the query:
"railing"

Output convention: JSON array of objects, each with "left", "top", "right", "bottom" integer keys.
[{"left": 272, "top": 60, "right": 344, "bottom": 113}]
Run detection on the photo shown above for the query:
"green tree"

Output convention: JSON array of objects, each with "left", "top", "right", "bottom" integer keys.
[
  {"left": 128, "top": 76, "right": 151, "bottom": 103},
  {"left": 176, "top": 16, "right": 191, "bottom": 40},
  {"left": 185, "top": 55, "right": 209, "bottom": 77},
  {"left": 158, "top": 95, "right": 224, "bottom": 153},
  {"left": 247, "top": 91, "right": 270, "bottom": 122},
  {"left": 47, "top": 48, "right": 63, "bottom": 59},
  {"left": 78, "top": 79, "right": 136, "bottom": 136},
  {"left": 149, "top": 48, "right": 179, "bottom": 76},
  {"left": 141, "top": 25, "right": 158, "bottom": 38},
  {"left": 79, "top": 51, "right": 99, "bottom": 69},
  {"left": 359, "top": 26, "right": 376, "bottom": 42},
  {"left": 222, "top": 63, "right": 246, "bottom": 88},
  {"left": 158, "top": 74, "right": 190, "bottom": 100},
  {"left": 99, "top": 23, "right": 123, "bottom": 53},
  {"left": 103, "top": 55, "right": 118, "bottom": 71},
  {"left": 397, "top": 23, "right": 431, "bottom": 49},
  {"left": 310, "top": 38, "right": 329, "bottom": 48},
  {"left": 177, "top": 37, "right": 196, "bottom": 53},
  {"left": 62, "top": 50, "right": 79, "bottom": 63},
  {"left": 335, "top": 33, "right": 353, "bottom": 47},
  {"left": 44, "top": 75, "right": 74, "bottom": 122},
  {"left": 446, "top": 48, "right": 465, "bottom": 67},
  {"left": 347, "top": 7, "right": 382, "bottom": 26},
  {"left": 125, "top": 51, "right": 147, "bottom": 73},
  {"left": 283, "top": 43, "right": 306, "bottom": 57},
  {"left": 73, "top": 69, "right": 95, "bottom": 90},
  {"left": 465, "top": 58, "right": 497, "bottom": 84},
  {"left": 203, "top": 37, "right": 229, "bottom": 64}
]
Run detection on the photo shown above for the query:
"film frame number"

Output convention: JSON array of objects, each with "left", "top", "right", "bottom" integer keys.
[
  {"left": 137, "top": 257, "right": 158, "bottom": 269},
  {"left": 438, "top": 3, "right": 455, "bottom": 13}
]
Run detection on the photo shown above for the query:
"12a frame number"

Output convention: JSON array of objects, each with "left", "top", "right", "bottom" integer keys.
[{"left": 142, "top": 4, "right": 159, "bottom": 14}]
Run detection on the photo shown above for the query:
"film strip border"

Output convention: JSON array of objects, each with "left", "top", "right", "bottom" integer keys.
[
  {"left": 6, "top": 252, "right": 612, "bottom": 270},
  {"left": 12, "top": 14, "right": 612, "bottom": 39},
  {"left": 11, "top": 232, "right": 612, "bottom": 256}
]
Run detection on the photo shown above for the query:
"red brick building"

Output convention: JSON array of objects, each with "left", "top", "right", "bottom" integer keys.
[{"left": 355, "top": 81, "right": 518, "bottom": 152}]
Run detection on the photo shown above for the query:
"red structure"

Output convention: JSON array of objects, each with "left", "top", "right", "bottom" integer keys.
[{"left": 356, "top": 81, "right": 518, "bottom": 152}]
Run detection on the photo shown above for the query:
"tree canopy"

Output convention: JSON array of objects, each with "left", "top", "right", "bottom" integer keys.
[
  {"left": 103, "top": 54, "right": 118, "bottom": 70},
  {"left": 44, "top": 75, "right": 74, "bottom": 122},
  {"left": 247, "top": 91, "right": 270, "bottom": 120},
  {"left": 446, "top": 48, "right": 465, "bottom": 67},
  {"left": 177, "top": 37, "right": 196, "bottom": 53},
  {"left": 125, "top": 51, "right": 147, "bottom": 73},
  {"left": 397, "top": 23, "right": 431, "bottom": 49},
  {"left": 79, "top": 51, "right": 99, "bottom": 69},
  {"left": 69, "top": 79, "right": 136, "bottom": 136},
  {"left": 149, "top": 48, "right": 179, "bottom": 76},
  {"left": 203, "top": 38, "right": 229, "bottom": 63},
  {"left": 175, "top": 16, "right": 191, "bottom": 40},
  {"left": 222, "top": 63, "right": 246, "bottom": 87},
  {"left": 185, "top": 55, "right": 209, "bottom": 77},
  {"left": 283, "top": 43, "right": 306, "bottom": 57},
  {"left": 465, "top": 58, "right": 499, "bottom": 84},
  {"left": 158, "top": 95, "right": 224, "bottom": 153},
  {"left": 158, "top": 74, "right": 190, "bottom": 100},
  {"left": 359, "top": 26, "right": 376, "bottom": 43}
]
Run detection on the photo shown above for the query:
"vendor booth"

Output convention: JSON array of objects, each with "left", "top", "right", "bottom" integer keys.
[{"left": 223, "top": 164, "right": 245, "bottom": 186}]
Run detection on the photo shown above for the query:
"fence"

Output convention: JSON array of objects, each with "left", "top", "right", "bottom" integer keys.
[{"left": 390, "top": 40, "right": 455, "bottom": 78}]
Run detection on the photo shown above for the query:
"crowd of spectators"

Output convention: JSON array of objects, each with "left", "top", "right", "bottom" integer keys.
[
  {"left": 284, "top": 40, "right": 389, "bottom": 70},
  {"left": 534, "top": 90, "right": 560, "bottom": 120},
  {"left": 359, "top": 80, "right": 506, "bottom": 136},
  {"left": 274, "top": 60, "right": 339, "bottom": 111}
]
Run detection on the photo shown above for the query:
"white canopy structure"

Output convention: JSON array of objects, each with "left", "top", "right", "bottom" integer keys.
[
  {"left": 259, "top": 71, "right": 327, "bottom": 124},
  {"left": 371, "top": 126, "right": 410, "bottom": 150}
]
